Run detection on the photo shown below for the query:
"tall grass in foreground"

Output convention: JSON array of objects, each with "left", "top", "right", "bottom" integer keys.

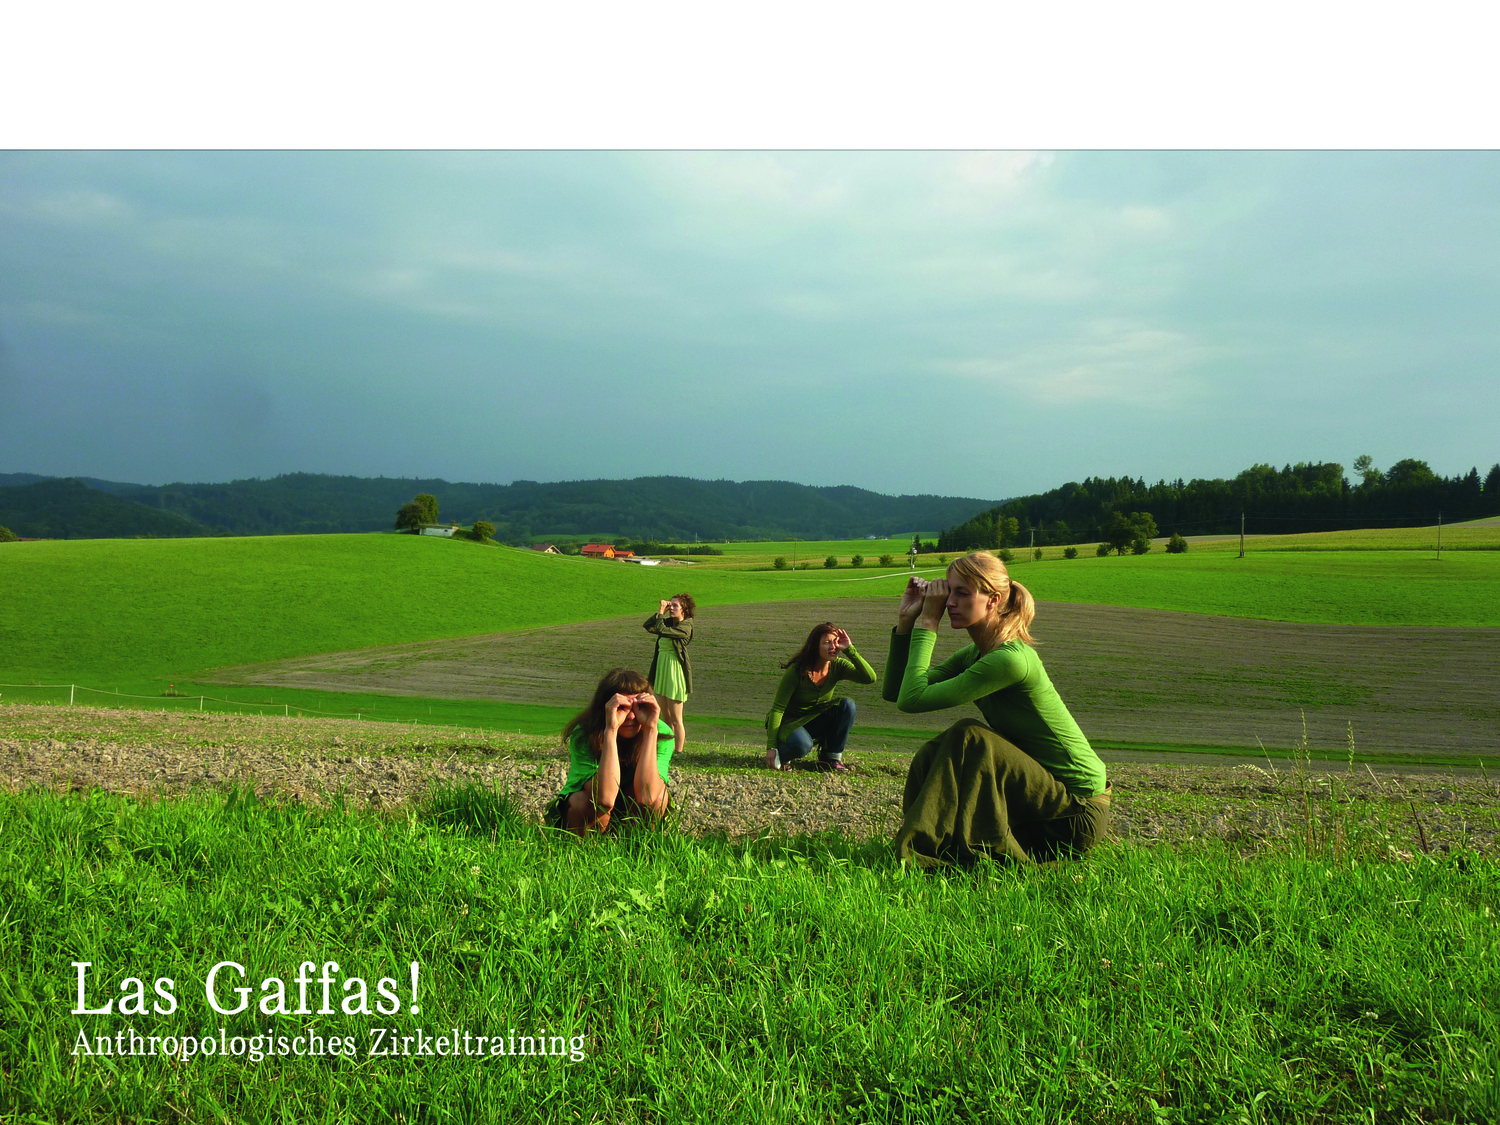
[{"left": 2, "top": 787, "right": 1497, "bottom": 1124}]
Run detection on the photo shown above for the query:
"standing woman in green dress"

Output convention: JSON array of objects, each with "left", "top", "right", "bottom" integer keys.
[
  {"left": 885, "top": 550, "right": 1111, "bottom": 866},
  {"left": 645, "top": 593, "right": 695, "bottom": 756}
]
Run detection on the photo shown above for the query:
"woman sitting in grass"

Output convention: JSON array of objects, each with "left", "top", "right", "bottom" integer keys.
[
  {"left": 645, "top": 594, "right": 695, "bottom": 756},
  {"left": 885, "top": 551, "right": 1110, "bottom": 866},
  {"left": 548, "top": 668, "right": 673, "bottom": 836},
  {"left": 764, "top": 623, "right": 876, "bottom": 772}
]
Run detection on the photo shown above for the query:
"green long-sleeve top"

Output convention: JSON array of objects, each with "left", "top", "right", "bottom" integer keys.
[
  {"left": 884, "top": 627, "right": 1107, "bottom": 797},
  {"left": 765, "top": 646, "right": 877, "bottom": 751}
]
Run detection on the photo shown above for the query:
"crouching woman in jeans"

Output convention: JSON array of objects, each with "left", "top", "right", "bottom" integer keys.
[
  {"left": 885, "top": 551, "right": 1111, "bottom": 866},
  {"left": 765, "top": 623, "right": 876, "bottom": 772},
  {"left": 547, "top": 668, "right": 673, "bottom": 835}
]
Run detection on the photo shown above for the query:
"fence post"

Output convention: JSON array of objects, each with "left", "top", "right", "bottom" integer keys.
[
  {"left": 200, "top": 696, "right": 204, "bottom": 711},
  {"left": 70, "top": 684, "right": 75, "bottom": 705}
]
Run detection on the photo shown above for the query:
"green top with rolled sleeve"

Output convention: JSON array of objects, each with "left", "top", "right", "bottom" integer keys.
[
  {"left": 765, "top": 647, "right": 877, "bottom": 751},
  {"left": 883, "top": 627, "right": 1106, "bottom": 797}
]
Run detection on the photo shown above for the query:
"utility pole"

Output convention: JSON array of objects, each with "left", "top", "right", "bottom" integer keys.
[
  {"left": 1238, "top": 512, "right": 1245, "bottom": 559},
  {"left": 1437, "top": 511, "right": 1442, "bottom": 561},
  {"left": 1029, "top": 525, "right": 1035, "bottom": 559}
]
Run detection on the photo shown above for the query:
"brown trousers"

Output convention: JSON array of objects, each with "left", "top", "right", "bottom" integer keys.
[{"left": 894, "top": 719, "right": 1110, "bottom": 868}]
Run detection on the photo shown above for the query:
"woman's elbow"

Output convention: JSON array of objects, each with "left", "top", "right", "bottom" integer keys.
[{"left": 895, "top": 697, "right": 918, "bottom": 713}]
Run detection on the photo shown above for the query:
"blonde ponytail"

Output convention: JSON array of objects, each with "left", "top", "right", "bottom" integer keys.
[{"left": 996, "top": 578, "right": 1035, "bottom": 645}]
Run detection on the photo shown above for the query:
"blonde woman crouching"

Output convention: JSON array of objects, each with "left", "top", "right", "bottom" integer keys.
[{"left": 884, "top": 550, "right": 1110, "bottom": 866}]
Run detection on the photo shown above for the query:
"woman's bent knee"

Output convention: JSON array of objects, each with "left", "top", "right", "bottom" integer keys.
[{"left": 565, "top": 789, "right": 610, "bottom": 833}]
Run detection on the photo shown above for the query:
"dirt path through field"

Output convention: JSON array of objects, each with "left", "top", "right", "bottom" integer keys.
[{"left": 213, "top": 599, "right": 1500, "bottom": 759}]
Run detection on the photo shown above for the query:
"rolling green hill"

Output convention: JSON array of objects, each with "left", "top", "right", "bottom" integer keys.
[{"left": 3, "top": 534, "right": 1499, "bottom": 686}]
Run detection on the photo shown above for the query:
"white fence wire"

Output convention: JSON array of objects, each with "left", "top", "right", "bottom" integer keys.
[{"left": 0, "top": 682, "right": 371, "bottom": 719}]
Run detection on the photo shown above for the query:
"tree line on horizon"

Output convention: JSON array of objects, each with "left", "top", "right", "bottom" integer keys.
[
  {"left": 0, "top": 473, "right": 996, "bottom": 543},
  {"left": 4, "top": 458, "right": 1496, "bottom": 545},
  {"left": 936, "top": 458, "right": 1500, "bottom": 552}
]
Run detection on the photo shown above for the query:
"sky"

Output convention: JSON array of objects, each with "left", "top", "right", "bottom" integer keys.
[{"left": 2, "top": 149, "right": 1497, "bottom": 498}]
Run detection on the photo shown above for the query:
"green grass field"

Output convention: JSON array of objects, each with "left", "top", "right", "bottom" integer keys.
[
  {"left": 1190, "top": 518, "right": 1500, "bottom": 554},
  {"left": 3, "top": 785, "right": 1495, "bottom": 1124},
  {"left": 4, "top": 534, "right": 1500, "bottom": 690},
  {"left": 6, "top": 525, "right": 1500, "bottom": 1122},
  {"left": 0, "top": 534, "right": 895, "bottom": 680},
  {"left": 673, "top": 520, "right": 1500, "bottom": 570}
]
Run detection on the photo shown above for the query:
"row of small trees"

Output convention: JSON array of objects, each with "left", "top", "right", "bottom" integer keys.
[{"left": 773, "top": 553, "right": 905, "bottom": 570}]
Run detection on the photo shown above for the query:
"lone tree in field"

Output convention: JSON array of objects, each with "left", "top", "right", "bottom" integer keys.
[
  {"left": 1103, "top": 511, "right": 1157, "bottom": 555},
  {"left": 471, "top": 521, "right": 496, "bottom": 541},
  {"left": 395, "top": 493, "right": 440, "bottom": 531},
  {"left": 0, "top": 525, "right": 16, "bottom": 543},
  {"left": 1166, "top": 533, "right": 1188, "bottom": 554}
]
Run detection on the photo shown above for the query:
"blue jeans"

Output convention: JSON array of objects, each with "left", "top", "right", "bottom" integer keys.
[{"left": 778, "top": 698, "right": 856, "bottom": 764}]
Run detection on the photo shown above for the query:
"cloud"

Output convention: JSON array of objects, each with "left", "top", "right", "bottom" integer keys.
[
  {"left": 950, "top": 151, "right": 1052, "bottom": 189},
  {"left": 2, "top": 189, "right": 134, "bottom": 227},
  {"left": 939, "top": 321, "right": 1209, "bottom": 407},
  {"left": 2, "top": 151, "right": 1498, "bottom": 491}
]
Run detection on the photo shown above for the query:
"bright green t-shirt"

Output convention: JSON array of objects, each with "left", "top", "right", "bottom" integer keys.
[
  {"left": 884, "top": 627, "right": 1106, "bottom": 797},
  {"left": 557, "top": 719, "right": 675, "bottom": 799}
]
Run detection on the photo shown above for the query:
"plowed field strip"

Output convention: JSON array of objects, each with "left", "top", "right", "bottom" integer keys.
[{"left": 215, "top": 600, "right": 1500, "bottom": 758}]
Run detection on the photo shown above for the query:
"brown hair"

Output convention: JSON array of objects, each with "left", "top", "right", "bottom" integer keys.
[
  {"left": 781, "top": 622, "right": 839, "bottom": 673},
  {"left": 562, "top": 667, "right": 654, "bottom": 762},
  {"left": 947, "top": 550, "right": 1036, "bottom": 646},
  {"left": 671, "top": 593, "right": 696, "bottom": 620}
]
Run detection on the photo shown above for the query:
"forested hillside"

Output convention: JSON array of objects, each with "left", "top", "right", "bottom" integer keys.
[
  {"left": 8, "top": 456, "right": 1496, "bottom": 545},
  {"left": 0, "top": 474, "right": 998, "bottom": 541},
  {"left": 0, "top": 479, "right": 208, "bottom": 540},
  {"left": 938, "top": 459, "right": 1500, "bottom": 550}
]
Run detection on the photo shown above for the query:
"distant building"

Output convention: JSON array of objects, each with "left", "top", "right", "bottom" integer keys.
[
  {"left": 580, "top": 543, "right": 615, "bottom": 558},
  {"left": 614, "top": 549, "right": 634, "bottom": 558},
  {"left": 419, "top": 525, "right": 458, "bottom": 538},
  {"left": 532, "top": 543, "right": 562, "bottom": 554}
]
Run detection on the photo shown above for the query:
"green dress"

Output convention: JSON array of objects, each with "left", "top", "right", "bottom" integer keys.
[
  {"left": 645, "top": 613, "right": 693, "bottom": 701},
  {"left": 652, "top": 640, "right": 688, "bottom": 702}
]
